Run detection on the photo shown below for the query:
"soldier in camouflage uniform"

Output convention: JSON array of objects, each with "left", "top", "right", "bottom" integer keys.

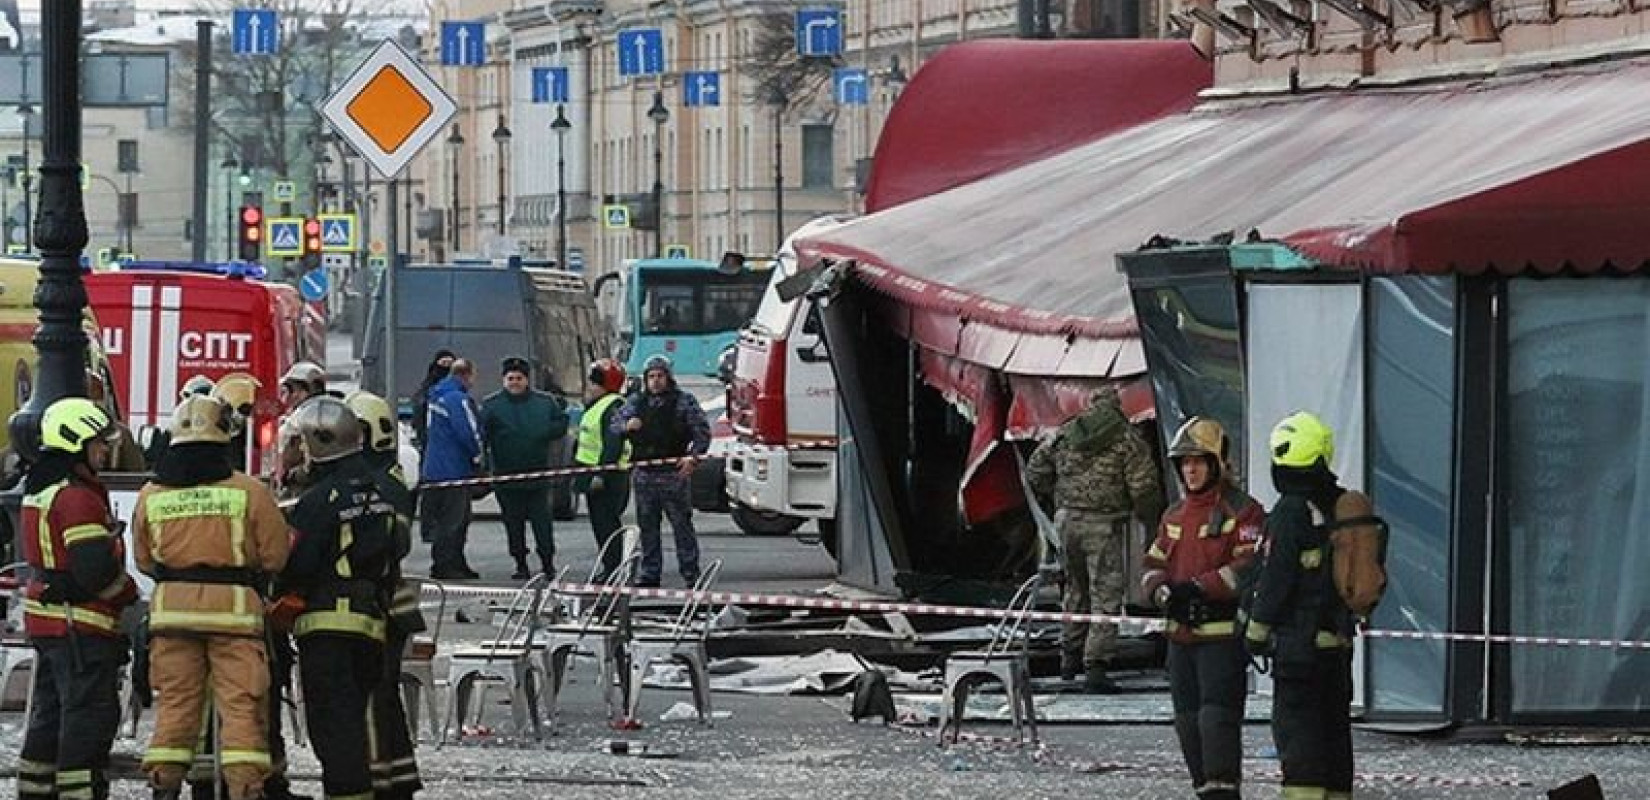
[{"left": 1026, "top": 387, "right": 1164, "bottom": 692}]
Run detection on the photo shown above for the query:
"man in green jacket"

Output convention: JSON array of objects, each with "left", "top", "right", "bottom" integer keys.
[{"left": 481, "top": 357, "right": 570, "bottom": 579}]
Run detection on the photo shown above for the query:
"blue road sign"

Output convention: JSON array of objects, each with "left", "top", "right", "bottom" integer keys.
[
  {"left": 796, "top": 9, "right": 842, "bottom": 57},
  {"left": 617, "top": 28, "right": 664, "bottom": 77},
  {"left": 231, "top": 9, "right": 279, "bottom": 56},
  {"left": 319, "top": 215, "right": 354, "bottom": 251},
  {"left": 683, "top": 71, "right": 720, "bottom": 107},
  {"left": 532, "top": 67, "right": 570, "bottom": 104},
  {"left": 299, "top": 268, "right": 329, "bottom": 302},
  {"left": 834, "top": 68, "right": 868, "bottom": 105},
  {"left": 441, "top": 21, "right": 487, "bottom": 67}
]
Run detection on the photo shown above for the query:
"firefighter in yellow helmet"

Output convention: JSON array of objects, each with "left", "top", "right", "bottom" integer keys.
[
  {"left": 343, "top": 390, "right": 424, "bottom": 799},
  {"left": 1141, "top": 417, "right": 1265, "bottom": 800},
  {"left": 1244, "top": 411, "right": 1355, "bottom": 800},
  {"left": 132, "top": 395, "right": 290, "bottom": 800},
  {"left": 16, "top": 398, "right": 139, "bottom": 800},
  {"left": 275, "top": 397, "right": 411, "bottom": 800}
]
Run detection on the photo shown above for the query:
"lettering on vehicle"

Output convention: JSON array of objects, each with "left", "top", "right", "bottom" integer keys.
[
  {"left": 100, "top": 327, "right": 124, "bottom": 356},
  {"left": 104, "top": 327, "right": 255, "bottom": 369}
]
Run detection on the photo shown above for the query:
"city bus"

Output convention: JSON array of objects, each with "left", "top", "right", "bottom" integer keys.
[{"left": 594, "top": 257, "right": 770, "bottom": 385}]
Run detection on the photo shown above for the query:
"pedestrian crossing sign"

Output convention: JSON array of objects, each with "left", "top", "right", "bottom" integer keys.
[
  {"left": 266, "top": 217, "right": 304, "bottom": 258},
  {"left": 318, "top": 213, "right": 357, "bottom": 252},
  {"left": 603, "top": 204, "right": 631, "bottom": 229},
  {"left": 664, "top": 244, "right": 691, "bottom": 259}
]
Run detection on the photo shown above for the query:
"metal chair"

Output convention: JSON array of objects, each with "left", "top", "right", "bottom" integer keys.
[
  {"left": 398, "top": 576, "right": 447, "bottom": 742},
  {"left": 541, "top": 528, "right": 641, "bottom": 730},
  {"left": 625, "top": 559, "right": 725, "bottom": 725},
  {"left": 440, "top": 572, "right": 554, "bottom": 744},
  {"left": 936, "top": 574, "right": 1043, "bottom": 746}
]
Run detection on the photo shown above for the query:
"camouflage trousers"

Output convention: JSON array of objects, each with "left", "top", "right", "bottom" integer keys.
[{"left": 1058, "top": 507, "right": 1129, "bottom": 667}]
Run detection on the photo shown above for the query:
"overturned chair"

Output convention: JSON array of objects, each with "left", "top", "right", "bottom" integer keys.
[
  {"left": 540, "top": 528, "right": 642, "bottom": 731},
  {"left": 440, "top": 572, "right": 555, "bottom": 744},
  {"left": 936, "top": 573, "right": 1043, "bottom": 747},
  {"left": 625, "top": 560, "right": 725, "bottom": 726}
]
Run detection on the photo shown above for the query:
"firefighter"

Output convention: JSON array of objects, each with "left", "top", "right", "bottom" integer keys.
[
  {"left": 345, "top": 390, "right": 424, "bottom": 800},
  {"left": 1244, "top": 412, "right": 1356, "bottom": 800},
  {"left": 212, "top": 372, "right": 263, "bottom": 472},
  {"left": 573, "top": 358, "right": 631, "bottom": 579},
  {"left": 1141, "top": 417, "right": 1265, "bottom": 800},
  {"left": 16, "top": 397, "right": 140, "bottom": 800},
  {"left": 277, "top": 397, "right": 411, "bottom": 800},
  {"left": 277, "top": 362, "right": 327, "bottom": 496},
  {"left": 132, "top": 395, "right": 290, "bottom": 800}
]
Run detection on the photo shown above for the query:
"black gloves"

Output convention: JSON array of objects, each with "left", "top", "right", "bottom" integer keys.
[{"left": 1165, "top": 581, "right": 1204, "bottom": 625}]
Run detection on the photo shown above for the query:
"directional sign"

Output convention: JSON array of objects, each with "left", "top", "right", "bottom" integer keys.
[
  {"left": 440, "top": 21, "right": 487, "bottom": 67},
  {"left": 796, "top": 9, "right": 842, "bottom": 57},
  {"left": 232, "top": 9, "right": 279, "bottom": 56},
  {"left": 271, "top": 180, "right": 296, "bottom": 203},
  {"left": 299, "top": 268, "right": 330, "bottom": 302},
  {"left": 531, "top": 67, "right": 570, "bottom": 104},
  {"left": 266, "top": 217, "right": 304, "bottom": 258},
  {"left": 603, "top": 205, "right": 631, "bottom": 230},
  {"left": 683, "top": 71, "right": 720, "bottom": 107},
  {"left": 321, "top": 40, "right": 458, "bottom": 179},
  {"left": 318, "top": 213, "right": 357, "bottom": 253},
  {"left": 834, "top": 68, "right": 868, "bottom": 105},
  {"left": 617, "top": 28, "right": 665, "bottom": 77},
  {"left": 663, "top": 244, "right": 691, "bottom": 259}
]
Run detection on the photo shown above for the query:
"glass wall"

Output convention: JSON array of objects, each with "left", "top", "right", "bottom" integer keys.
[
  {"left": 1366, "top": 276, "right": 1455, "bottom": 715},
  {"left": 1506, "top": 278, "right": 1650, "bottom": 714}
]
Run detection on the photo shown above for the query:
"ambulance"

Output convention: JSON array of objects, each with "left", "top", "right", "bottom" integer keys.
[{"left": 85, "top": 266, "right": 325, "bottom": 477}]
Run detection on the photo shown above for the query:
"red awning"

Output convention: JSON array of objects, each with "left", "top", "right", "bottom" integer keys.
[
  {"left": 863, "top": 39, "right": 1211, "bottom": 212},
  {"left": 802, "top": 56, "right": 1650, "bottom": 347}
]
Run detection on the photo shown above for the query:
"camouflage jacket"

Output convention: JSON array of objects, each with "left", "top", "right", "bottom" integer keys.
[{"left": 1026, "top": 428, "right": 1164, "bottom": 524}]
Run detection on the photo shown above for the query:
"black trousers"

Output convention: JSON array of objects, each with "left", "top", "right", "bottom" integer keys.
[
  {"left": 585, "top": 474, "right": 631, "bottom": 576},
  {"left": 1167, "top": 637, "right": 1249, "bottom": 798},
  {"left": 298, "top": 633, "right": 384, "bottom": 800},
  {"left": 421, "top": 486, "right": 474, "bottom": 574},
  {"left": 1272, "top": 647, "right": 1354, "bottom": 796},
  {"left": 19, "top": 636, "right": 127, "bottom": 800},
  {"left": 368, "top": 632, "right": 422, "bottom": 800},
  {"left": 496, "top": 488, "right": 554, "bottom": 564}
]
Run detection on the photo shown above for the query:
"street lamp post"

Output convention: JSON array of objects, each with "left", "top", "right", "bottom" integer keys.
[
  {"left": 220, "top": 155, "right": 238, "bottom": 260},
  {"left": 768, "top": 85, "right": 786, "bottom": 249},
  {"left": 647, "top": 91, "right": 668, "bottom": 258},
  {"left": 551, "top": 104, "right": 571, "bottom": 271},
  {"left": 447, "top": 123, "right": 463, "bottom": 255},
  {"left": 492, "top": 114, "right": 511, "bottom": 237},
  {"left": 18, "top": 103, "right": 34, "bottom": 252}
]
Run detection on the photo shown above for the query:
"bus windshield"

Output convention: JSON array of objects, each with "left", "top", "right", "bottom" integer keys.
[{"left": 638, "top": 270, "right": 767, "bottom": 335}]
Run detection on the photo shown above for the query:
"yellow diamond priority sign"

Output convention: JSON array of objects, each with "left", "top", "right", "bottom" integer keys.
[{"left": 321, "top": 40, "right": 456, "bottom": 179}]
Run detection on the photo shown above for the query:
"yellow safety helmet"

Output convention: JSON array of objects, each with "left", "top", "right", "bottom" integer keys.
[
  {"left": 169, "top": 395, "right": 234, "bottom": 446},
  {"left": 344, "top": 390, "right": 397, "bottom": 453},
  {"left": 1270, "top": 411, "right": 1334, "bottom": 468},
  {"left": 1167, "top": 416, "right": 1228, "bottom": 462},
  {"left": 211, "top": 372, "right": 262, "bottom": 417},
  {"left": 41, "top": 397, "right": 117, "bottom": 455}
]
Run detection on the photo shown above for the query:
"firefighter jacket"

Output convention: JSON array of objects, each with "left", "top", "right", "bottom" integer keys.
[
  {"left": 1142, "top": 483, "right": 1265, "bottom": 643},
  {"left": 20, "top": 465, "right": 138, "bottom": 638},
  {"left": 280, "top": 455, "right": 412, "bottom": 643},
  {"left": 133, "top": 472, "right": 291, "bottom": 637},
  {"left": 1246, "top": 466, "right": 1357, "bottom": 659}
]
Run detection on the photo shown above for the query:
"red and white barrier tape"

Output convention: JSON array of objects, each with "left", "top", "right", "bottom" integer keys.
[
  {"left": 416, "top": 439, "right": 839, "bottom": 491},
  {"left": 418, "top": 580, "right": 1650, "bottom": 652}
]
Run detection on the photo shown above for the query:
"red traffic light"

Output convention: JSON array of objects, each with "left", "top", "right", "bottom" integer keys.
[
  {"left": 240, "top": 206, "right": 263, "bottom": 226},
  {"left": 303, "top": 217, "right": 323, "bottom": 254},
  {"left": 303, "top": 218, "right": 322, "bottom": 236}
]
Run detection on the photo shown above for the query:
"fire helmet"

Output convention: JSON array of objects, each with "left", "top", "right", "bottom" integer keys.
[
  {"left": 41, "top": 398, "right": 116, "bottom": 455},
  {"left": 344, "top": 390, "right": 398, "bottom": 453},
  {"left": 587, "top": 358, "right": 626, "bottom": 394},
  {"left": 169, "top": 395, "right": 234, "bottom": 446},
  {"left": 1270, "top": 411, "right": 1334, "bottom": 468},
  {"left": 285, "top": 396, "right": 361, "bottom": 464}
]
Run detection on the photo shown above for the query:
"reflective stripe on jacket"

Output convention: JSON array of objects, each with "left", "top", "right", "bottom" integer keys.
[{"left": 21, "top": 475, "right": 136, "bottom": 638}]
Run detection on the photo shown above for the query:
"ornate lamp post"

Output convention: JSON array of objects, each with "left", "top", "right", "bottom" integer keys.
[
  {"left": 447, "top": 122, "right": 464, "bottom": 255},
  {"left": 491, "top": 114, "right": 511, "bottom": 236},
  {"left": 551, "top": 104, "right": 571, "bottom": 270},
  {"left": 646, "top": 91, "right": 668, "bottom": 258}
]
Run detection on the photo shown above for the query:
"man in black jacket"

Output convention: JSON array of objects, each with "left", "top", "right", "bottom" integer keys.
[{"left": 613, "top": 355, "right": 709, "bottom": 588}]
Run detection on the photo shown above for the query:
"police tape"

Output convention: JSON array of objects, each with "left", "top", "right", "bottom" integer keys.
[
  {"left": 417, "top": 579, "right": 1650, "bottom": 651},
  {"left": 414, "top": 439, "right": 840, "bottom": 491}
]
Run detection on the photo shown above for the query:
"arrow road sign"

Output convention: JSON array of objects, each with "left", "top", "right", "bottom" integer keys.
[
  {"left": 834, "top": 68, "right": 868, "bottom": 105},
  {"left": 318, "top": 213, "right": 357, "bottom": 252},
  {"left": 300, "top": 268, "right": 330, "bottom": 302},
  {"left": 266, "top": 217, "right": 303, "bottom": 258},
  {"left": 532, "top": 67, "right": 570, "bottom": 104},
  {"left": 603, "top": 204, "right": 631, "bottom": 229},
  {"left": 617, "top": 28, "right": 664, "bottom": 77},
  {"left": 683, "top": 71, "right": 720, "bottom": 107},
  {"left": 441, "top": 21, "right": 487, "bottom": 67},
  {"left": 232, "top": 9, "right": 279, "bottom": 56},
  {"left": 796, "top": 9, "right": 842, "bottom": 57}
]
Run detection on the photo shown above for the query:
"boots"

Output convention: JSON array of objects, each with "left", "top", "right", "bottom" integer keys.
[
  {"left": 1060, "top": 654, "right": 1082, "bottom": 682},
  {"left": 540, "top": 554, "right": 556, "bottom": 578},
  {"left": 511, "top": 556, "right": 531, "bottom": 581},
  {"left": 1083, "top": 666, "right": 1120, "bottom": 694}
]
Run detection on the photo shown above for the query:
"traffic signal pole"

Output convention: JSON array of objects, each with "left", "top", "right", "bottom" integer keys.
[{"left": 191, "top": 19, "right": 212, "bottom": 262}]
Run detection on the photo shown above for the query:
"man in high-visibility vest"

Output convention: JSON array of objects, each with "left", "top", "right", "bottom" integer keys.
[
  {"left": 277, "top": 397, "right": 410, "bottom": 800},
  {"left": 132, "top": 395, "right": 290, "bottom": 800},
  {"left": 17, "top": 398, "right": 140, "bottom": 800},
  {"left": 574, "top": 358, "right": 631, "bottom": 579}
]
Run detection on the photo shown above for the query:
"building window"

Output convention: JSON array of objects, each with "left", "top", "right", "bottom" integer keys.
[{"left": 802, "top": 123, "right": 833, "bottom": 189}]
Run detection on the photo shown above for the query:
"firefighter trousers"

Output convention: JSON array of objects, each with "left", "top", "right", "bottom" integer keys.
[
  {"left": 1167, "top": 638, "right": 1249, "bottom": 799},
  {"left": 144, "top": 634, "right": 271, "bottom": 800},
  {"left": 1272, "top": 647, "right": 1354, "bottom": 799},
  {"left": 1058, "top": 508, "right": 1128, "bottom": 667},
  {"left": 298, "top": 633, "right": 384, "bottom": 800},
  {"left": 18, "top": 636, "right": 127, "bottom": 800},
  {"left": 368, "top": 632, "right": 422, "bottom": 800}
]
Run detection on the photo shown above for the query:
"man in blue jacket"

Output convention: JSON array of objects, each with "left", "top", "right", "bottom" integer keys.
[{"left": 420, "top": 358, "right": 484, "bottom": 579}]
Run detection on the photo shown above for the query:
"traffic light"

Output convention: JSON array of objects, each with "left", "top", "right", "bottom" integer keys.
[
  {"left": 301, "top": 217, "right": 323, "bottom": 269},
  {"left": 238, "top": 205, "right": 264, "bottom": 262}
]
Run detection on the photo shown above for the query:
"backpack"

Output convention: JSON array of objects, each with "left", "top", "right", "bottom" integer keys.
[{"left": 1329, "top": 490, "right": 1389, "bottom": 618}]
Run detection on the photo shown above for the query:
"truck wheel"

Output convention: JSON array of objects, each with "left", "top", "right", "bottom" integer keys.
[
  {"left": 731, "top": 503, "right": 805, "bottom": 536},
  {"left": 816, "top": 518, "right": 838, "bottom": 560}
]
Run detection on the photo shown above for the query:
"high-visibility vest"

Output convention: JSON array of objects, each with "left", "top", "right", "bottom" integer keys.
[{"left": 574, "top": 393, "right": 630, "bottom": 468}]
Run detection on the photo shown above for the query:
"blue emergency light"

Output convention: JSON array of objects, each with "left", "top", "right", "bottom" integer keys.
[{"left": 119, "top": 261, "right": 269, "bottom": 280}]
